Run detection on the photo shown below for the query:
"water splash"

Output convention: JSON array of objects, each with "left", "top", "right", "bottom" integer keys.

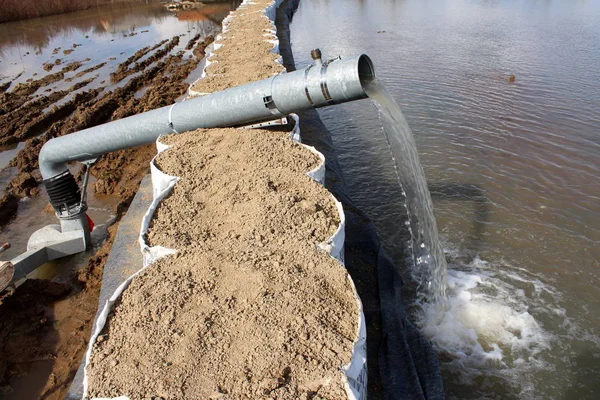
[
  {"left": 364, "top": 78, "right": 448, "bottom": 304},
  {"left": 363, "top": 79, "right": 596, "bottom": 397},
  {"left": 416, "top": 256, "right": 568, "bottom": 398}
]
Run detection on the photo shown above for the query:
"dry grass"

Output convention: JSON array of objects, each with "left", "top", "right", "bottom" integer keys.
[{"left": 0, "top": 0, "right": 142, "bottom": 23}]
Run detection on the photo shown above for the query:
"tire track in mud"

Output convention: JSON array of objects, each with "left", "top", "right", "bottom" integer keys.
[
  {"left": 0, "top": 91, "right": 33, "bottom": 117},
  {"left": 5, "top": 59, "right": 92, "bottom": 99},
  {"left": 185, "top": 33, "right": 201, "bottom": 50},
  {"left": 0, "top": 34, "right": 212, "bottom": 228},
  {"left": 110, "top": 36, "right": 180, "bottom": 83},
  {"left": 0, "top": 90, "right": 72, "bottom": 145},
  {"left": 11, "top": 71, "right": 65, "bottom": 97},
  {"left": 193, "top": 35, "right": 215, "bottom": 59},
  {"left": 61, "top": 60, "right": 86, "bottom": 73},
  {"left": 0, "top": 78, "right": 97, "bottom": 148},
  {"left": 110, "top": 39, "right": 169, "bottom": 78},
  {"left": 65, "top": 62, "right": 107, "bottom": 83}
]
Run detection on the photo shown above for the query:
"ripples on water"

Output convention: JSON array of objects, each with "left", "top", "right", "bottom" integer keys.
[{"left": 290, "top": 0, "right": 600, "bottom": 398}]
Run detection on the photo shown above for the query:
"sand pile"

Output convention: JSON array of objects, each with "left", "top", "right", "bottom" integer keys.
[
  {"left": 86, "top": 1, "right": 362, "bottom": 397},
  {"left": 191, "top": 0, "right": 284, "bottom": 94},
  {"left": 86, "top": 128, "right": 359, "bottom": 399}
]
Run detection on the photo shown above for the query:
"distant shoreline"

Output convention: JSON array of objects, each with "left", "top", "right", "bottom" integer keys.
[{"left": 0, "top": 0, "right": 152, "bottom": 24}]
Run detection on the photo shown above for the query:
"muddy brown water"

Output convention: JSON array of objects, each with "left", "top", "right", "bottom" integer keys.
[{"left": 290, "top": 0, "right": 600, "bottom": 399}]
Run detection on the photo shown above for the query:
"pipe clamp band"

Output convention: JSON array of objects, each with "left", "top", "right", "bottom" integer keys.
[
  {"left": 263, "top": 95, "right": 280, "bottom": 116},
  {"left": 303, "top": 65, "right": 315, "bottom": 106},
  {"left": 319, "top": 64, "right": 335, "bottom": 105}
]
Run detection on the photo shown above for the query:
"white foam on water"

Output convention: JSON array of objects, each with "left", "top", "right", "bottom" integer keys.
[{"left": 416, "top": 257, "right": 555, "bottom": 388}]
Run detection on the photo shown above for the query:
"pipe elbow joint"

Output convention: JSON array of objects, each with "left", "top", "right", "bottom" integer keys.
[
  {"left": 39, "top": 138, "right": 69, "bottom": 181},
  {"left": 39, "top": 141, "right": 81, "bottom": 216}
]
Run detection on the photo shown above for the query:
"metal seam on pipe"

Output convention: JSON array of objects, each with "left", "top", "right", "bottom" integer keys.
[
  {"left": 168, "top": 103, "right": 180, "bottom": 134},
  {"left": 319, "top": 64, "right": 335, "bottom": 105}
]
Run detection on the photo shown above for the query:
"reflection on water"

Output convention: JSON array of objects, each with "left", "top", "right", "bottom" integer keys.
[
  {"left": 0, "top": 1, "right": 235, "bottom": 84},
  {"left": 0, "top": 1, "right": 234, "bottom": 51},
  {"left": 290, "top": 0, "right": 600, "bottom": 398},
  {"left": 0, "top": 3, "right": 170, "bottom": 56}
]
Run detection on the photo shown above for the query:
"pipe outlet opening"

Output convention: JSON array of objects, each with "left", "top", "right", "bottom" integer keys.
[{"left": 358, "top": 54, "right": 376, "bottom": 86}]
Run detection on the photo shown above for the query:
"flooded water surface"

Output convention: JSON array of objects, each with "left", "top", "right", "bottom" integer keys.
[
  {"left": 290, "top": 0, "right": 600, "bottom": 398},
  {"left": 0, "top": 1, "right": 234, "bottom": 81},
  {"left": 0, "top": 1, "right": 237, "bottom": 102}
]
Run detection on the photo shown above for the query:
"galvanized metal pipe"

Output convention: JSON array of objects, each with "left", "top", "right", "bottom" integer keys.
[{"left": 39, "top": 53, "right": 375, "bottom": 182}]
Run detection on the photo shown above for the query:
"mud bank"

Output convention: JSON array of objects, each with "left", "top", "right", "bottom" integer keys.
[
  {"left": 0, "top": 220, "right": 117, "bottom": 399},
  {"left": 0, "top": 32, "right": 214, "bottom": 227},
  {"left": 0, "top": 13, "right": 220, "bottom": 400}
]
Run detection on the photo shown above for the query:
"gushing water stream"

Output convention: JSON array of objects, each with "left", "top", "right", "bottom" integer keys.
[
  {"left": 364, "top": 78, "right": 448, "bottom": 305},
  {"left": 364, "top": 79, "right": 556, "bottom": 395}
]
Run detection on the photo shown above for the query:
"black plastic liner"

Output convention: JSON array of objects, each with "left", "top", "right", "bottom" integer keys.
[{"left": 277, "top": 1, "right": 444, "bottom": 398}]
